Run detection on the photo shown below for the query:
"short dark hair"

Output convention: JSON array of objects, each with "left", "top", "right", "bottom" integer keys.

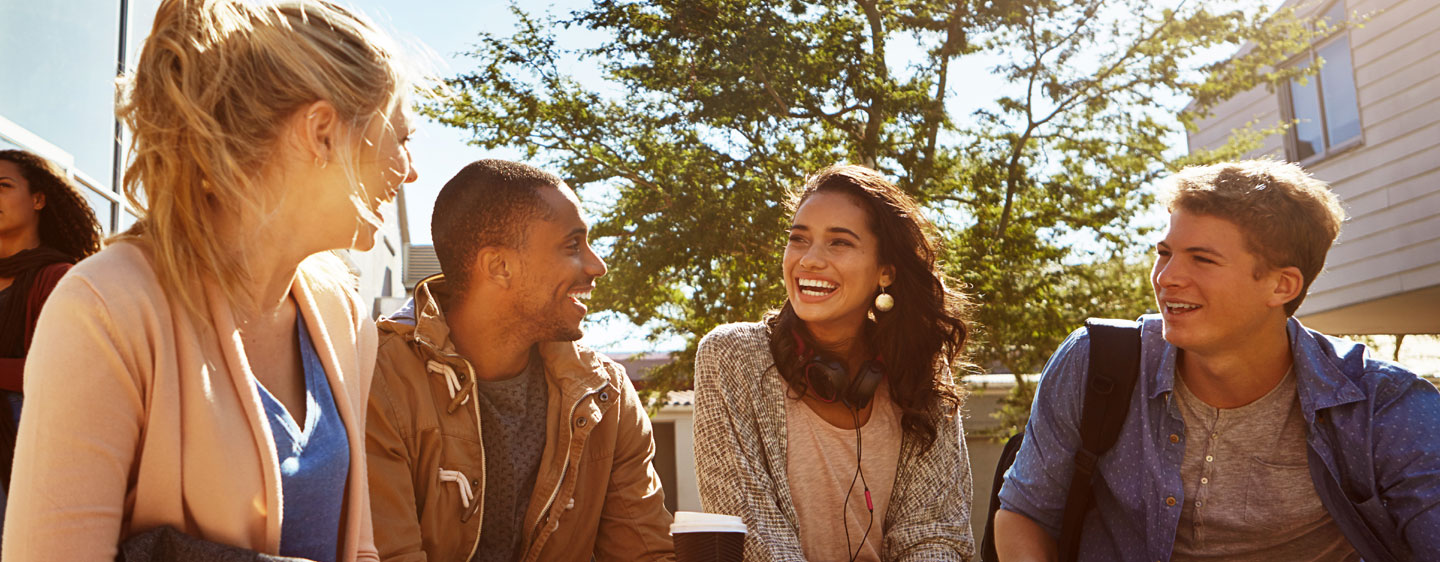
[
  {"left": 1159, "top": 160, "right": 1345, "bottom": 316},
  {"left": 432, "top": 159, "right": 563, "bottom": 297}
]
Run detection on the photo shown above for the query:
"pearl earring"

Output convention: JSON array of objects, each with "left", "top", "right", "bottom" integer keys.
[{"left": 874, "top": 285, "right": 894, "bottom": 312}]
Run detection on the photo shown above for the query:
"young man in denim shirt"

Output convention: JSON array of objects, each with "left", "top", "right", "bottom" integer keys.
[{"left": 994, "top": 160, "right": 1440, "bottom": 561}]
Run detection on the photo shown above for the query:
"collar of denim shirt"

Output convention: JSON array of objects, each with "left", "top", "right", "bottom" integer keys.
[{"left": 1141, "top": 314, "right": 1368, "bottom": 423}]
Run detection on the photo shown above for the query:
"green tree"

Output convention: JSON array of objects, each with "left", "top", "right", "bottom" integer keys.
[{"left": 426, "top": 0, "right": 1325, "bottom": 407}]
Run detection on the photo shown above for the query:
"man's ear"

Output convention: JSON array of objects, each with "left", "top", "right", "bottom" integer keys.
[
  {"left": 475, "top": 247, "right": 513, "bottom": 289},
  {"left": 1268, "top": 265, "right": 1304, "bottom": 310}
]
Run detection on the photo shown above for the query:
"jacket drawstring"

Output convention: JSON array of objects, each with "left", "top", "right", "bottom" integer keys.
[
  {"left": 427, "top": 360, "right": 474, "bottom": 413},
  {"left": 438, "top": 467, "right": 482, "bottom": 522},
  {"left": 438, "top": 468, "right": 474, "bottom": 508}
]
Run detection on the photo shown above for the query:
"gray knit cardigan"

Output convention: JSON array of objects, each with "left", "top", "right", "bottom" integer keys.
[{"left": 693, "top": 322, "right": 976, "bottom": 561}]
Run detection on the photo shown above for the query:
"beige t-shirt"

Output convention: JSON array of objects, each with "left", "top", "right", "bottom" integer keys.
[
  {"left": 1171, "top": 370, "right": 1359, "bottom": 561},
  {"left": 785, "top": 382, "right": 903, "bottom": 562}
]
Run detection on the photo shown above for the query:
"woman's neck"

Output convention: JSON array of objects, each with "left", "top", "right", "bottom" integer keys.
[
  {"left": 0, "top": 229, "right": 42, "bottom": 260},
  {"left": 805, "top": 319, "right": 870, "bottom": 366},
  {"left": 213, "top": 212, "right": 308, "bottom": 321}
]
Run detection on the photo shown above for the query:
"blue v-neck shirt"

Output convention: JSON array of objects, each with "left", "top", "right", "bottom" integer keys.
[{"left": 255, "top": 314, "right": 349, "bottom": 562}]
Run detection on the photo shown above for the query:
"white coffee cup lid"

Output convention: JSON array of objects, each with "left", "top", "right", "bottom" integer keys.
[{"left": 671, "top": 511, "right": 747, "bottom": 534}]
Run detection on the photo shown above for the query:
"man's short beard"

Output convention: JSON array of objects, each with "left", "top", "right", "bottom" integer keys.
[
  {"left": 545, "top": 323, "right": 585, "bottom": 343},
  {"left": 511, "top": 300, "right": 585, "bottom": 343}
]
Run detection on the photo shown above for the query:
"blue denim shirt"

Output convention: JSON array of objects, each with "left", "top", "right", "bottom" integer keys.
[{"left": 998, "top": 314, "right": 1440, "bottom": 562}]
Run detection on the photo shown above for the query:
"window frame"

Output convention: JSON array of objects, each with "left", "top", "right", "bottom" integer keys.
[{"left": 1279, "top": 0, "right": 1364, "bottom": 165}]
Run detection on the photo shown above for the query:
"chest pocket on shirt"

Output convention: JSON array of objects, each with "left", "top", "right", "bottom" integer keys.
[{"left": 1243, "top": 455, "right": 1328, "bottom": 533}]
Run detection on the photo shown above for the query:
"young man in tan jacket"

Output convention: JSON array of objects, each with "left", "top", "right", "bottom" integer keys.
[{"left": 366, "top": 160, "right": 675, "bottom": 562}]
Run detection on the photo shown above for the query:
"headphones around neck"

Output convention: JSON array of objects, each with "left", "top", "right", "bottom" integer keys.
[
  {"left": 791, "top": 328, "right": 882, "bottom": 561},
  {"left": 791, "top": 329, "right": 885, "bottom": 410}
]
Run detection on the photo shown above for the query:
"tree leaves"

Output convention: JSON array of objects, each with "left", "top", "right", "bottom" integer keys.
[{"left": 426, "top": 0, "right": 1321, "bottom": 401}]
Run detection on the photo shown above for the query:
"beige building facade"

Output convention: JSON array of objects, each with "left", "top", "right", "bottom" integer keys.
[{"left": 1186, "top": 0, "right": 1440, "bottom": 334}]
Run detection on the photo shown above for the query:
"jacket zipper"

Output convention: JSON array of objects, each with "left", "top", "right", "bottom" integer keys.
[{"left": 524, "top": 386, "right": 602, "bottom": 559}]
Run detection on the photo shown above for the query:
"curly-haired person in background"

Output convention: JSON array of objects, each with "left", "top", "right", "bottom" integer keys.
[{"left": 0, "top": 149, "right": 103, "bottom": 533}]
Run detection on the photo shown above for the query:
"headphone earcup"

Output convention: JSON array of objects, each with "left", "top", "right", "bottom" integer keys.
[
  {"left": 843, "top": 360, "right": 885, "bottom": 410},
  {"left": 806, "top": 357, "right": 850, "bottom": 402}
]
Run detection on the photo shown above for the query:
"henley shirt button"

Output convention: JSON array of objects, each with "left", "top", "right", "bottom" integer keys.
[
  {"left": 1195, "top": 501, "right": 1202, "bottom": 507},
  {"left": 566, "top": 498, "right": 575, "bottom": 510},
  {"left": 576, "top": 417, "right": 588, "bottom": 427},
  {"left": 1166, "top": 496, "right": 1177, "bottom": 507},
  {"left": 1205, "top": 455, "right": 1214, "bottom": 462},
  {"left": 1169, "top": 434, "right": 1180, "bottom": 444},
  {"left": 1201, "top": 477, "right": 1209, "bottom": 484}
]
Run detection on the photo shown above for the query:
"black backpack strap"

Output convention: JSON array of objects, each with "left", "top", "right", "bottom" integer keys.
[
  {"left": 980, "top": 432, "right": 1026, "bottom": 562},
  {"left": 1056, "top": 318, "right": 1142, "bottom": 562}
]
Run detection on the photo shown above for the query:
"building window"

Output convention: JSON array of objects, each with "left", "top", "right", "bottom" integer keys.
[{"left": 1281, "top": 1, "right": 1361, "bottom": 163}]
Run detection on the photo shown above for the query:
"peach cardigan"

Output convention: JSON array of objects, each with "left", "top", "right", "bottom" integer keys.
[{"left": 1, "top": 242, "right": 379, "bottom": 561}]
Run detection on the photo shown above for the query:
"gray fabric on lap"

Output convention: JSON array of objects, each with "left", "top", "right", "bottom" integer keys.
[{"left": 118, "top": 525, "right": 310, "bottom": 562}]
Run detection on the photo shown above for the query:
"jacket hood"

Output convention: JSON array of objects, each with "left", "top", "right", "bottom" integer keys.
[{"left": 377, "top": 273, "right": 461, "bottom": 357}]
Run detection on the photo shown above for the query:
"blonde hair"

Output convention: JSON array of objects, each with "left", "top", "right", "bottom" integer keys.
[
  {"left": 1158, "top": 160, "right": 1346, "bottom": 316},
  {"left": 117, "top": 0, "right": 405, "bottom": 319}
]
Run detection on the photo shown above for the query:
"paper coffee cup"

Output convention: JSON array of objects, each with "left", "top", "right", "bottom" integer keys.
[{"left": 671, "top": 511, "right": 746, "bottom": 562}]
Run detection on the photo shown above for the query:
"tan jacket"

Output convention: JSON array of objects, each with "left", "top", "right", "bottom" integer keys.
[
  {"left": 2, "top": 242, "right": 379, "bottom": 561},
  {"left": 366, "top": 275, "right": 674, "bottom": 562}
]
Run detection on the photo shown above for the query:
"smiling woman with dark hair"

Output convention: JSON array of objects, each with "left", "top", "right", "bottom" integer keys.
[{"left": 693, "top": 164, "right": 976, "bottom": 561}]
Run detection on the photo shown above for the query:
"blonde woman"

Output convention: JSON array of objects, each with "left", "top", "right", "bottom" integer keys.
[{"left": 1, "top": 1, "right": 416, "bottom": 560}]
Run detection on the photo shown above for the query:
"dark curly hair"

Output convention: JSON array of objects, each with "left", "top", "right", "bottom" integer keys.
[
  {"left": 767, "top": 164, "right": 970, "bottom": 453},
  {"left": 0, "top": 150, "right": 103, "bottom": 260}
]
